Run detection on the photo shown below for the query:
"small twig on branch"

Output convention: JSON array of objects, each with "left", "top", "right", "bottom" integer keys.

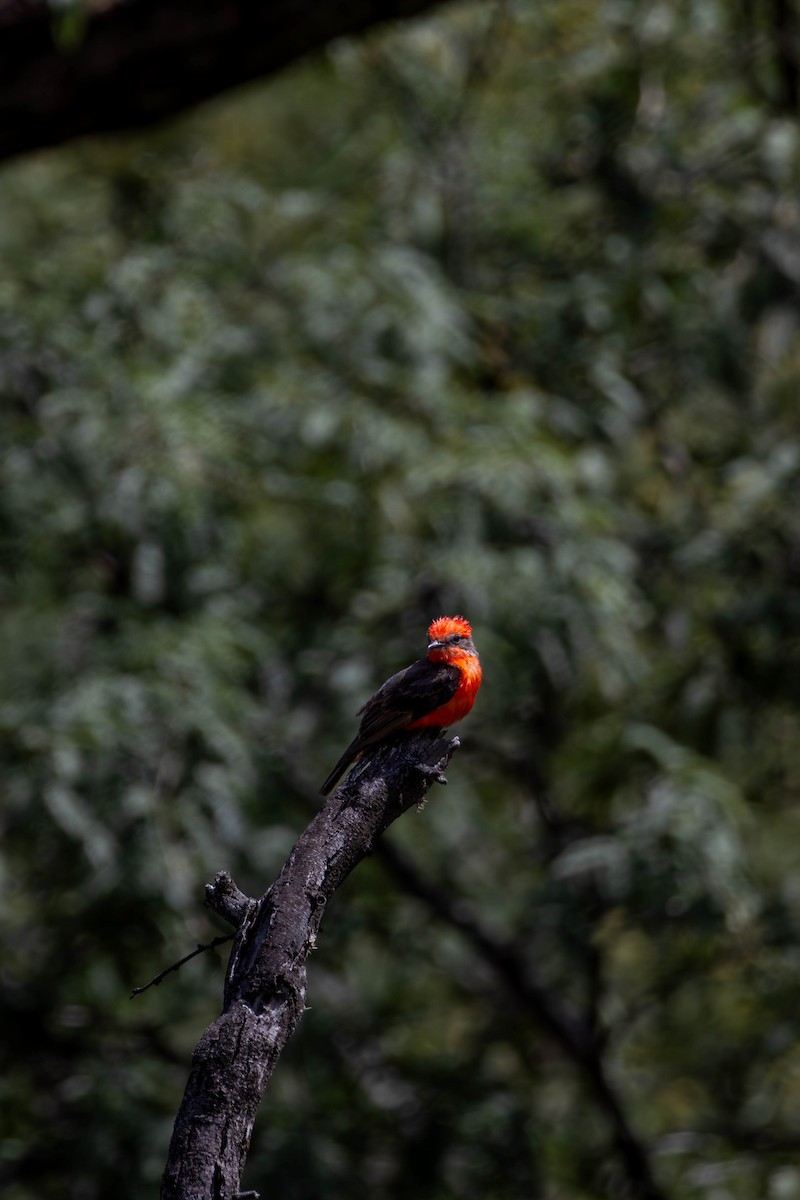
[
  {"left": 132, "top": 871, "right": 255, "bottom": 998},
  {"left": 160, "top": 730, "right": 458, "bottom": 1200},
  {"left": 205, "top": 870, "right": 257, "bottom": 928},
  {"left": 130, "top": 935, "right": 234, "bottom": 999}
]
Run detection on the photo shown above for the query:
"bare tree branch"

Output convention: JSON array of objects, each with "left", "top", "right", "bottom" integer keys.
[
  {"left": 0, "top": 0, "right": 462, "bottom": 163},
  {"left": 160, "top": 730, "right": 458, "bottom": 1200}
]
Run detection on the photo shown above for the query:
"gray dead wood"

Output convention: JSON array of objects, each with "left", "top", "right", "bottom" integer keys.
[{"left": 160, "top": 730, "right": 458, "bottom": 1200}]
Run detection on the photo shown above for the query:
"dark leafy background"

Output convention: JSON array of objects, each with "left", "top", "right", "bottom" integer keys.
[{"left": 2, "top": 2, "right": 800, "bottom": 1198}]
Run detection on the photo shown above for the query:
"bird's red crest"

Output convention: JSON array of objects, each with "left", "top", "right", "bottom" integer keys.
[{"left": 428, "top": 614, "right": 473, "bottom": 641}]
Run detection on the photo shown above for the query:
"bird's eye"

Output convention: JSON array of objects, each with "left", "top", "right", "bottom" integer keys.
[{"left": 449, "top": 634, "right": 463, "bottom": 643}]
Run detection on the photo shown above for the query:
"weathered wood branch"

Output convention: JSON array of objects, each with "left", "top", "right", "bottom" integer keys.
[
  {"left": 160, "top": 730, "right": 459, "bottom": 1200},
  {"left": 0, "top": 0, "right": 457, "bottom": 164}
]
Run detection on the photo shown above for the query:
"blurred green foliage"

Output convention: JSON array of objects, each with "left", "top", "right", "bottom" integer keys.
[{"left": 2, "top": 1, "right": 800, "bottom": 1197}]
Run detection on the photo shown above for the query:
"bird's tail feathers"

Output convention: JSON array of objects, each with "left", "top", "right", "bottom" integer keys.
[{"left": 319, "top": 741, "right": 362, "bottom": 796}]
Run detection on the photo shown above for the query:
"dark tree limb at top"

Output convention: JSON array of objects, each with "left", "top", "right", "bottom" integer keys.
[
  {"left": 0, "top": 0, "right": 458, "bottom": 164},
  {"left": 160, "top": 731, "right": 458, "bottom": 1200}
]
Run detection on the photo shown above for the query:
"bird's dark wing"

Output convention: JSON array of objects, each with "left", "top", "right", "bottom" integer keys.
[
  {"left": 355, "top": 657, "right": 461, "bottom": 743},
  {"left": 319, "top": 658, "right": 460, "bottom": 796}
]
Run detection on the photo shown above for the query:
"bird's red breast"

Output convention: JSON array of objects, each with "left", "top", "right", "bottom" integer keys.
[{"left": 407, "top": 616, "right": 482, "bottom": 729}]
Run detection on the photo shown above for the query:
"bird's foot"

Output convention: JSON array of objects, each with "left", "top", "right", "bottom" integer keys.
[
  {"left": 414, "top": 762, "right": 449, "bottom": 787},
  {"left": 415, "top": 763, "right": 444, "bottom": 810}
]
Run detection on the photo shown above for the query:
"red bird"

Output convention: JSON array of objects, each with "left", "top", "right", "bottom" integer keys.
[{"left": 320, "top": 615, "right": 482, "bottom": 796}]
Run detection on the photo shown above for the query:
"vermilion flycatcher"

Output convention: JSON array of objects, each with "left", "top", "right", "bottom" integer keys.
[{"left": 319, "top": 615, "right": 482, "bottom": 795}]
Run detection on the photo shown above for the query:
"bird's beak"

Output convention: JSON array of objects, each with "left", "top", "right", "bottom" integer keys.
[{"left": 428, "top": 639, "right": 445, "bottom": 651}]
